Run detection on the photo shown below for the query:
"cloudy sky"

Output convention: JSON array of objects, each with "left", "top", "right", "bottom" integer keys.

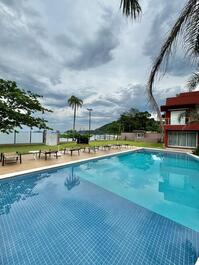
[{"left": 0, "top": 0, "right": 196, "bottom": 131}]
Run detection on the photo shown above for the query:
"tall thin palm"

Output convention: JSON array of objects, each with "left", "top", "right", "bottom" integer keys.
[{"left": 68, "top": 96, "right": 83, "bottom": 131}]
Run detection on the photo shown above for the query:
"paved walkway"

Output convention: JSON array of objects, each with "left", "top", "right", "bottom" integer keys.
[{"left": 0, "top": 147, "right": 135, "bottom": 178}]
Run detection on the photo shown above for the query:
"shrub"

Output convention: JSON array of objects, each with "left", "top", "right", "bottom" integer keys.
[
  {"left": 76, "top": 134, "right": 89, "bottom": 144},
  {"left": 193, "top": 147, "right": 199, "bottom": 156}
]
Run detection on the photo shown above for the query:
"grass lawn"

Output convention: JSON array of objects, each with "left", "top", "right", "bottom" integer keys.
[{"left": 0, "top": 140, "right": 163, "bottom": 154}]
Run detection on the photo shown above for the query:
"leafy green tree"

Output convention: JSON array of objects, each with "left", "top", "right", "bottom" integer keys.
[
  {"left": 0, "top": 79, "right": 52, "bottom": 133},
  {"left": 119, "top": 109, "right": 159, "bottom": 132},
  {"left": 61, "top": 130, "right": 79, "bottom": 139},
  {"left": 106, "top": 121, "right": 121, "bottom": 135},
  {"left": 94, "top": 109, "right": 160, "bottom": 134},
  {"left": 68, "top": 95, "right": 83, "bottom": 131}
]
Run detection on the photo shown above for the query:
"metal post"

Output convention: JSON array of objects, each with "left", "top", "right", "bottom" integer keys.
[
  {"left": 14, "top": 130, "right": 16, "bottom": 144},
  {"left": 87, "top": 108, "right": 93, "bottom": 138},
  {"left": 30, "top": 130, "right": 32, "bottom": 144}
]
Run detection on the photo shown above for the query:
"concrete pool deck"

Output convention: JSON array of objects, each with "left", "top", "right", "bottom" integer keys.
[
  {"left": 0, "top": 146, "right": 198, "bottom": 180},
  {"left": 0, "top": 147, "right": 139, "bottom": 179}
]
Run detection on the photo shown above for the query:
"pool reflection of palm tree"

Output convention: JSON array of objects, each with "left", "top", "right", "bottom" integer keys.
[{"left": 65, "top": 167, "right": 80, "bottom": 191}]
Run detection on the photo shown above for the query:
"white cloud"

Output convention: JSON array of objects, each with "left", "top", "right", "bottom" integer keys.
[{"left": 0, "top": 0, "right": 194, "bottom": 131}]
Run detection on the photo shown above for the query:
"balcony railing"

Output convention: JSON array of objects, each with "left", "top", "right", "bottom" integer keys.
[{"left": 162, "top": 117, "right": 192, "bottom": 125}]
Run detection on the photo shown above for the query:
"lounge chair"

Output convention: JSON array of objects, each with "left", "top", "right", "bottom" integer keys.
[
  {"left": 2, "top": 152, "right": 22, "bottom": 166},
  {"left": 69, "top": 148, "right": 81, "bottom": 156},
  {"left": 39, "top": 150, "right": 59, "bottom": 160}
]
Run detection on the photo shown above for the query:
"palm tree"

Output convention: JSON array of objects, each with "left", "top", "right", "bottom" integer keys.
[
  {"left": 187, "top": 72, "right": 199, "bottom": 91},
  {"left": 147, "top": 0, "right": 199, "bottom": 129},
  {"left": 178, "top": 105, "right": 199, "bottom": 124},
  {"left": 68, "top": 95, "right": 83, "bottom": 131},
  {"left": 120, "top": 0, "right": 199, "bottom": 132},
  {"left": 120, "top": 0, "right": 141, "bottom": 19}
]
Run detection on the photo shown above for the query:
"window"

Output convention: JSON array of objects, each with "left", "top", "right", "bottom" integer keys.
[
  {"left": 170, "top": 110, "right": 186, "bottom": 125},
  {"left": 168, "top": 131, "right": 197, "bottom": 148},
  {"left": 137, "top": 133, "right": 144, "bottom": 139}
]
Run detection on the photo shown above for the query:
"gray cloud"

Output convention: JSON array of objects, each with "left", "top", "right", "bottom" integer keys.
[
  {"left": 55, "top": 34, "right": 79, "bottom": 49},
  {"left": 143, "top": 0, "right": 194, "bottom": 76},
  {"left": 68, "top": 27, "right": 119, "bottom": 70},
  {"left": 0, "top": 0, "right": 193, "bottom": 131},
  {"left": 68, "top": 8, "right": 120, "bottom": 70}
]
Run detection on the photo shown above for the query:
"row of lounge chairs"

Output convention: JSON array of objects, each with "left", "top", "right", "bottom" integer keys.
[{"left": 0, "top": 144, "right": 130, "bottom": 166}]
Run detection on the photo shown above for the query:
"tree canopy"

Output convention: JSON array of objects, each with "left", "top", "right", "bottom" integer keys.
[
  {"left": 0, "top": 79, "right": 52, "bottom": 133},
  {"left": 94, "top": 108, "right": 160, "bottom": 134}
]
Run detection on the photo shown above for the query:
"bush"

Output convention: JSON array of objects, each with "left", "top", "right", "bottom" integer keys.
[
  {"left": 193, "top": 147, "right": 199, "bottom": 156},
  {"left": 76, "top": 134, "right": 89, "bottom": 144}
]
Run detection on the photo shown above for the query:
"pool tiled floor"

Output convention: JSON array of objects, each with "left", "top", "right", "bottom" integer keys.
[{"left": 0, "top": 172, "right": 198, "bottom": 265}]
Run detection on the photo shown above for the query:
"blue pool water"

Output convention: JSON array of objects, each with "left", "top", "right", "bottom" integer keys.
[
  {"left": 76, "top": 150, "right": 199, "bottom": 231},
  {"left": 0, "top": 150, "right": 199, "bottom": 265}
]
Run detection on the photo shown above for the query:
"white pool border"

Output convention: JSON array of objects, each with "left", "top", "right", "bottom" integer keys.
[
  {"left": 0, "top": 147, "right": 198, "bottom": 180},
  {"left": 0, "top": 148, "right": 140, "bottom": 180}
]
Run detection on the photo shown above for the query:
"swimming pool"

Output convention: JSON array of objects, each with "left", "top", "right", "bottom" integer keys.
[
  {"left": 0, "top": 149, "right": 199, "bottom": 265},
  {"left": 76, "top": 149, "right": 199, "bottom": 231}
]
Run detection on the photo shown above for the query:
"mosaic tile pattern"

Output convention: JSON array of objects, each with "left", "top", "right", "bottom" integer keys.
[{"left": 0, "top": 170, "right": 199, "bottom": 265}]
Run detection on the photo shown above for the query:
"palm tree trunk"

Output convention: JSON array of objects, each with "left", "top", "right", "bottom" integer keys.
[
  {"left": 147, "top": 0, "right": 197, "bottom": 143},
  {"left": 73, "top": 104, "right": 76, "bottom": 131}
]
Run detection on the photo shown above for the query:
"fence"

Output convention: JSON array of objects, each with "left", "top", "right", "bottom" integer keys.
[
  {"left": 0, "top": 131, "right": 44, "bottom": 145},
  {"left": 0, "top": 132, "right": 120, "bottom": 145},
  {"left": 121, "top": 132, "right": 161, "bottom": 143},
  {"left": 59, "top": 138, "right": 73, "bottom": 143},
  {"left": 90, "top": 135, "right": 119, "bottom": 141}
]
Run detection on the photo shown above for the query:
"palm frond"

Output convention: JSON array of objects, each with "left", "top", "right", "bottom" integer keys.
[
  {"left": 147, "top": 0, "right": 198, "bottom": 129},
  {"left": 68, "top": 95, "right": 83, "bottom": 108},
  {"left": 120, "top": 0, "right": 141, "bottom": 19},
  {"left": 189, "top": 106, "right": 199, "bottom": 123},
  {"left": 187, "top": 71, "right": 199, "bottom": 90},
  {"left": 184, "top": 2, "right": 199, "bottom": 58}
]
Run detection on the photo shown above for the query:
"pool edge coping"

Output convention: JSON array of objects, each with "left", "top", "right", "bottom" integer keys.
[
  {"left": 0, "top": 146, "right": 198, "bottom": 180},
  {"left": 0, "top": 148, "right": 141, "bottom": 180}
]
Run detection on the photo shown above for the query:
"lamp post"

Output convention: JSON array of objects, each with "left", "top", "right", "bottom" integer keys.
[{"left": 87, "top": 108, "right": 93, "bottom": 138}]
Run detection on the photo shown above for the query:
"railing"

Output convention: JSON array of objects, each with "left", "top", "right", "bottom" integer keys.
[{"left": 162, "top": 117, "right": 192, "bottom": 125}]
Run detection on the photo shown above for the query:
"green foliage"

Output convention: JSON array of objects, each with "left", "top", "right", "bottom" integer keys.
[
  {"left": 0, "top": 141, "right": 163, "bottom": 154},
  {"left": 94, "top": 122, "right": 120, "bottom": 135},
  {"left": 193, "top": 147, "right": 199, "bottom": 156},
  {"left": 119, "top": 108, "right": 160, "bottom": 132},
  {"left": 0, "top": 79, "right": 52, "bottom": 133},
  {"left": 60, "top": 130, "right": 79, "bottom": 139},
  {"left": 94, "top": 108, "right": 160, "bottom": 134},
  {"left": 59, "top": 133, "right": 70, "bottom": 138},
  {"left": 76, "top": 134, "right": 89, "bottom": 144},
  {"left": 60, "top": 131, "right": 90, "bottom": 143}
]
